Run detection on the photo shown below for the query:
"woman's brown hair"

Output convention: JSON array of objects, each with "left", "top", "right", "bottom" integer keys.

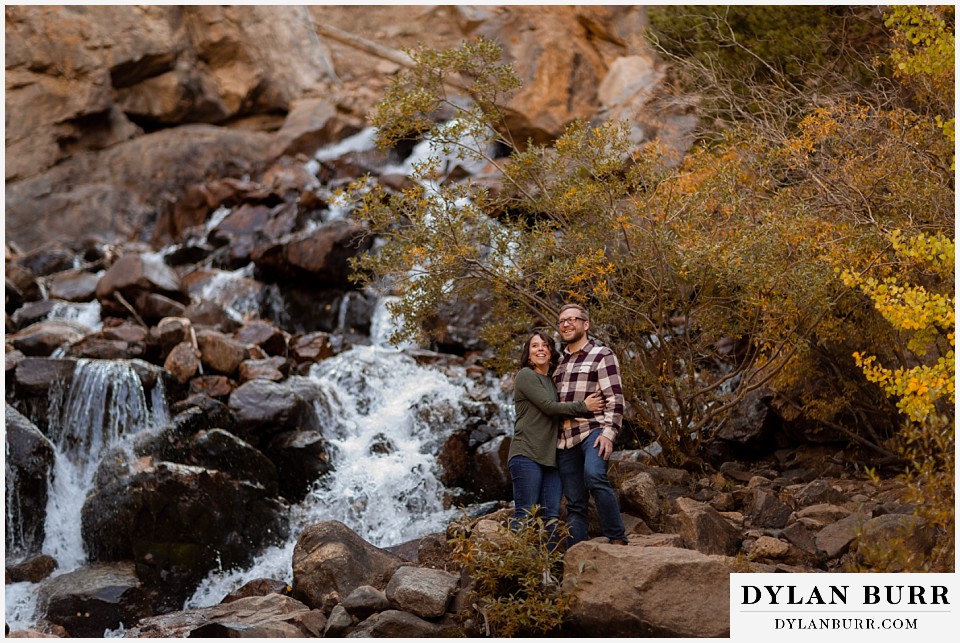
[{"left": 517, "top": 331, "right": 560, "bottom": 373}]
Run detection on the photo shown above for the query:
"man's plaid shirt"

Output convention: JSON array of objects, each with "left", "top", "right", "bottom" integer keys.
[{"left": 553, "top": 338, "right": 624, "bottom": 449}]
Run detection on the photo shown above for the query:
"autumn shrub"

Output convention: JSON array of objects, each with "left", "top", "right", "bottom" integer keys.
[
  {"left": 841, "top": 230, "right": 954, "bottom": 571},
  {"left": 347, "top": 8, "right": 952, "bottom": 467},
  {"left": 449, "top": 511, "right": 573, "bottom": 637}
]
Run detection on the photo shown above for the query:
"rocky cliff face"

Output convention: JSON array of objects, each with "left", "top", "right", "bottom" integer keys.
[{"left": 5, "top": 5, "right": 691, "bottom": 252}]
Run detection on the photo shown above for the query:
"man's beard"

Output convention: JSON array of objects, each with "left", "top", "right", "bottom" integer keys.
[{"left": 563, "top": 327, "right": 586, "bottom": 345}]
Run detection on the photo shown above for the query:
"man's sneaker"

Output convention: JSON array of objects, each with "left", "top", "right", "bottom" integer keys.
[{"left": 609, "top": 538, "right": 628, "bottom": 546}]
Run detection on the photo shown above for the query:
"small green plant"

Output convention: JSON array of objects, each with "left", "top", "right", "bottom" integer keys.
[{"left": 449, "top": 510, "right": 574, "bottom": 637}]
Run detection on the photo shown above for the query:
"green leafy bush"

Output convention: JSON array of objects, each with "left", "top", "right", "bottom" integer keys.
[{"left": 449, "top": 511, "right": 573, "bottom": 637}]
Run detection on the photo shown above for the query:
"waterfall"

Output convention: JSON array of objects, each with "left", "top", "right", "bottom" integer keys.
[
  {"left": 4, "top": 360, "right": 168, "bottom": 630},
  {"left": 185, "top": 344, "right": 492, "bottom": 608}
]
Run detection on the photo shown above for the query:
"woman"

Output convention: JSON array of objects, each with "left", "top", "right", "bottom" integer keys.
[{"left": 508, "top": 330, "right": 604, "bottom": 543}]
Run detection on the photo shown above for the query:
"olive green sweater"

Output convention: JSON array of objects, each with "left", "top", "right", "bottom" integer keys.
[{"left": 509, "top": 367, "right": 589, "bottom": 467}]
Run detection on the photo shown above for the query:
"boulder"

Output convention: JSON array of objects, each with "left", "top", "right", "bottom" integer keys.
[
  {"left": 341, "top": 585, "right": 391, "bottom": 620},
  {"left": 561, "top": 543, "right": 732, "bottom": 637},
  {"left": 251, "top": 219, "right": 373, "bottom": 287},
  {"left": 619, "top": 471, "right": 661, "bottom": 524},
  {"left": 128, "top": 593, "right": 325, "bottom": 638},
  {"left": 195, "top": 328, "right": 248, "bottom": 375},
  {"left": 81, "top": 460, "right": 289, "bottom": 611},
  {"left": 186, "top": 428, "right": 280, "bottom": 495},
  {"left": 12, "top": 357, "right": 76, "bottom": 396},
  {"left": 263, "top": 430, "right": 332, "bottom": 502},
  {"left": 235, "top": 319, "right": 289, "bottom": 356},
  {"left": 289, "top": 331, "right": 336, "bottom": 364},
  {"left": 669, "top": 497, "right": 742, "bottom": 556},
  {"left": 471, "top": 435, "right": 512, "bottom": 502},
  {"left": 5, "top": 554, "right": 58, "bottom": 584},
  {"left": 856, "top": 513, "right": 936, "bottom": 570},
  {"left": 384, "top": 565, "right": 459, "bottom": 619},
  {"left": 269, "top": 97, "right": 364, "bottom": 159},
  {"left": 95, "top": 252, "right": 182, "bottom": 303},
  {"left": 347, "top": 610, "right": 446, "bottom": 638},
  {"left": 9, "top": 319, "right": 88, "bottom": 356},
  {"left": 746, "top": 488, "right": 793, "bottom": 529},
  {"left": 4, "top": 405, "right": 56, "bottom": 555},
  {"left": 228, "top": 379, "right": 315, "bottom": 445},
  {"left": 47, "top": 270, "right": 101, "bottom": 303},
  {"left": 239, "top": 356, "right": 288, "bottom": 382},
  {"left": 163, "top": 341, "right": 202, "bottom": 383},
  {"left": 221, "top": 578, "right": 293, "bottom": 604},
  {"left": 814, "top": 512, "right": 870, "bottom": 560},
  {"left": 291, "top": 521, "right": 403, "bottom": 612},
  {"left": 37, "top": 562, "right": 152, "bottom": 638}
]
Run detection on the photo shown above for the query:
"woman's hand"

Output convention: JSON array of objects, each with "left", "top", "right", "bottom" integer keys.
[{"left": 584, "top": 390, "right": 606, "bottom": 413}]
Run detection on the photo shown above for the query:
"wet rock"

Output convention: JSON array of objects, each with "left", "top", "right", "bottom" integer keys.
[
  {"left": 235, "top": 319, "right": 289, "bottom": 356},
  {"left": 9, "top": 319, "right": 88, "bottom": 356},
  {"left": 561, "top": 543, "right": 732, "bottom": 637},
  {"left": 221, "top": 578, "right": 292, "bottom": 604},
  {"left": 251, "top": 219, "right": 372, "bottom": 287},
  {"left": 12, "top": 357, "right": 76, "bottom": 396},
  {"left": 714, "top": 388, "right": 777, "bottom": 448},
  {"left": 47, "top": 270, "right": 101, "bottom": 303},
  {"left": 5, "top": 554, "right": 58, "bottom": 584},
  {"left": 65, "top": 334, "right": 146, "bottom": 360},
  {"left": 9, "top": 300, "right": 57, "bottom": 331},
  {"left": 163, "top": 341, "right": 201, "bottom": 383},
  {"left": 128, "top": 593, "right": 325, "bottom": 638},
  {"left": 187, "top": 428, "right": 279, "bottom": 495},
  {"left": 15, "top": 244, "right": 77, "bottom": 277},
  {"left": 6, "top": 264, "right": 43, "bottom": 306},
  {"left": 289, "top": 331, "right": 336, "bottom": 364},
  {"left": 342, "top": 585, "right": 391, "bottom": 620},
  {"left": 229, "top": 379, "right": 314, "bottom": 445},
  {"left": 4, "top": 405, "right": 56, "bottom": 556},
  {"left": 348, "top": 610, "right": 446, "bottom": 638},
  {"left": 291, "top": 520, "right": 403, "bottom": 612},
  {"left": 471, "top": 435, "right": 512, "bottom": 502},
  {"left": 189, "top": 374, "right": 236, "bottom": 399},
  {"left": 182, "top": 299, "right": 238, "bottom": 332},
  {"left": 668, "top": 497, "right": 742, "bottom": 556},
  {"left": 195, "top": 328, "right": 248, "bottom": 375},
  {"left": 81, "top": 461, "right": 289, "bottom": 611},
  {"left": 239, "top": 356, "right": 288, "bottom": 382},
  {"left": 384, "top": 565, "right": 459, "bottom": 619},
  {"left": 37, "top": 562, "right": 152, "bottom": 638},
  {"left": 155, "top": 316, "right": 195, "bottom": 357},
  {"left": 263, "top": 430, "right": 332, "bottom": 502},
  {"left": 95, "top": 252, "right": 183, "bottom": 303}
]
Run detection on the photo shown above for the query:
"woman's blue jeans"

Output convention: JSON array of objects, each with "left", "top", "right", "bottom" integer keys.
[
  {"left": 557, "top": 429, "right": 627, "bottom": 545},
  {"left": 508, "top": 455, "right": 562, "bottom": 549}
]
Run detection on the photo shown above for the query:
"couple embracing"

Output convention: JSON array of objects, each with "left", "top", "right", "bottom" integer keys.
[{"left": 507, "top": 303, "right": 629, "bottom": 550}]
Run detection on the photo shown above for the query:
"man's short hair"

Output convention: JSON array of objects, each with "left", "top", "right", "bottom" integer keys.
[{"left": 558, "top": 303, "right": 589, "bottom": 322}]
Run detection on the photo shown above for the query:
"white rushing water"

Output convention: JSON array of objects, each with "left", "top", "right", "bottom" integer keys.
[
  {"left": 4, "top": 360, "right": 169, "bottom": 631},
  {"left": 186, "top": 343, "right": 489, "bottom": 607}
]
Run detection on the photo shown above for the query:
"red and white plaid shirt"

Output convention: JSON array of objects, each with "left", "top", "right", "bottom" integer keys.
[{"left": 553, "top": 338, "right": 624, "bottom": 449}]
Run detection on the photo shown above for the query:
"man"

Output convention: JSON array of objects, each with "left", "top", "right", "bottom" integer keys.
[{"left": 553, "top": 303, "right": 629, "bottom": 546}]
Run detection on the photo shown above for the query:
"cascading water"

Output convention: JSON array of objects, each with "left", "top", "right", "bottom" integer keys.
[
  {"left": 4, "top": 359, "right": 169, "bottom": 630},
  {"left": 185, "top": 344, "right": 497, "bottom": 608}
]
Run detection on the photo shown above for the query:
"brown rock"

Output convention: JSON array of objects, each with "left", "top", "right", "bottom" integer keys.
[
  {"left": 164, "top": 341, "right": 202, "bottom": 384},
  {"left": 47, "top": 270, "right": 100, "bottom": 302},
  {"left": 195, "top": 329, "right": 248, "bottom": 375},
  {"left": 130, "top": 593, "right": 323, "bottom": 638},
  {"left": 562, "top": 542, "right": 731, "bottom": 637},
  {"left": 290, "top": 332, "right": 335, "bottom": 363},
  {"left": 669, "top": 497, "right": 742, "bottom": 556},
  {"left": 619, "top": 471, "right": 661, "bottom": 524},
  {"left": 235, "top": 320, "right": 288, "bottom": 356},
  {"left": 238, "top": 356, "right": 287, "bottom": 382},
  {"left": 9, "top": 320, "right": 88, "bottom": 356},
  {"left": 291, "top": 521, "right": 403, "bottom": 612},
  {"left": 188, "top": 375, "right": 235, "bottom": 399}
]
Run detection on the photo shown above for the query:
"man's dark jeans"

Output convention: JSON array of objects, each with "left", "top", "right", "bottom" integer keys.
[{"left": 557, "top": 428, "right": 627, "bottom": 545}]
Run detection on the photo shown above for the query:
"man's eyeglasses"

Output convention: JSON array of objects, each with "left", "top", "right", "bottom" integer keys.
[{"left": 558, "top": 316, "right": 586, "bottom": 327}]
